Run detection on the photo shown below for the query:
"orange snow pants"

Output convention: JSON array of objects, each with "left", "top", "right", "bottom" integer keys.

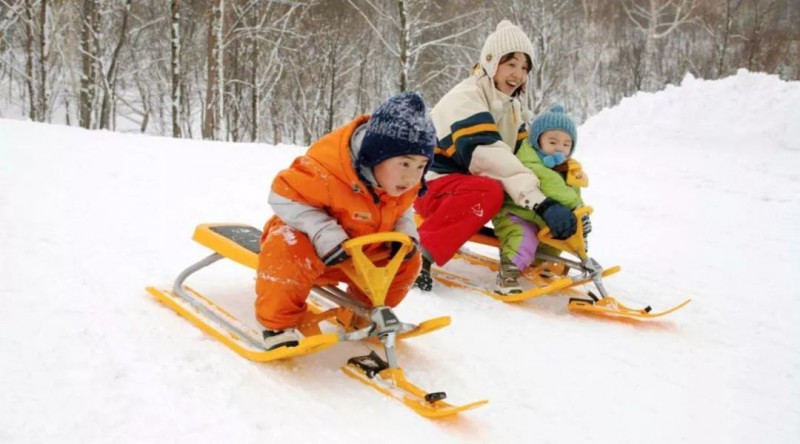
[{"left": 255, "top": 225, "right": 422, "bottom": 330}]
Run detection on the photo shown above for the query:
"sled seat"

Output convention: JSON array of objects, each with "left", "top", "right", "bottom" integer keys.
[{"left": 192, "top": 223, "right": 262, "bottom": 270}]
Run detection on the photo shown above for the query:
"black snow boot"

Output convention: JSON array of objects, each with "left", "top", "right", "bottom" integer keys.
[{"left": 414, "top": 255, "right": 433, "bottom": 292}]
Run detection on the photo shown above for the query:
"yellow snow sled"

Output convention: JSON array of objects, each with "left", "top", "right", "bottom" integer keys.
[
  {"left": 146, "top": 223, "right": 486, "bottom": 418},
  {"left": 422, "top": 207, "right": 691, "bottom": 320}
]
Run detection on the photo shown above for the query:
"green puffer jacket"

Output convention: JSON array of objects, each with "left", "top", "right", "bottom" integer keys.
[{"left": 497, "top": 139, "right": 583, "bottom": 229}]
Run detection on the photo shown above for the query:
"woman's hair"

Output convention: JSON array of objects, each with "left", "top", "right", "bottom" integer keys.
[{"left": 498, "top": 52, "right": 532, "bottom": 73}]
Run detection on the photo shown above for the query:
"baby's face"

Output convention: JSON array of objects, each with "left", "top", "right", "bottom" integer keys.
[
  {"left": 538, "top": 130, "right": 573, "bottom": 157},
  {"left": 373, "top": 154, "right": 429, "bottom": 196}
]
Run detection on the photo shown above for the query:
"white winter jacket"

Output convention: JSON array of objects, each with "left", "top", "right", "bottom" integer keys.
[{"left": 428, "top": 73, "right": 546, "bottom": 209}]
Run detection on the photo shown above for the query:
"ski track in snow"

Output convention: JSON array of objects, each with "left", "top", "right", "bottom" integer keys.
[{"left": 1, "top": 70, "right": 799, "bottom": 443}]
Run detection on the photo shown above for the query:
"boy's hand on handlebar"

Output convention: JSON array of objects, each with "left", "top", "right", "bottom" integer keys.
[{"left": 322, "top": 244, "right": 350, "bottom": 266}]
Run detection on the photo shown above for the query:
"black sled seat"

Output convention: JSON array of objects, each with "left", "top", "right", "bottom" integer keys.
[{"left": 192, "top": 223, "right": 263, "bottom": 269}]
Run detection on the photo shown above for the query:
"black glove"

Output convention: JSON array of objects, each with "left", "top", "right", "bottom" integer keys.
[
  {"left": 321, "top": 243, "right": 350, "bottom": 266},
  {"left": 534, "top": 198, "right": 577, "bottom": 240},
  {"left": 581, "top": 214, "right": 592, "bottom": 236},
  {"left": 389, "top": 237, "right": 419, "bottom": 260}
]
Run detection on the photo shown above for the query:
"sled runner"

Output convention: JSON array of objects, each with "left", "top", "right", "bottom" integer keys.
[
  {"left": 420, "top": 207, "right": 690, "bottom": 320},
  {"left": 146, "top": 223, "right": 486, "bottom": 418}
]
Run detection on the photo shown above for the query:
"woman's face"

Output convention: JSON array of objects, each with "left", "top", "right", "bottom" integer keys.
[{"left": 493, "top": 52, "right": 530, "bottom": 96}]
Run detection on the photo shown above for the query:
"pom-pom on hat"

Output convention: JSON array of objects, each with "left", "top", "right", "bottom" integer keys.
[
  {"left": 529, "top": 104, "right": 577, "bottom": 154},
  {"left": 357, "top": 92, "right": 436, "bottom": 194},
  {"left": 480, "top": 20, "right": 534, "bottom": 78}
]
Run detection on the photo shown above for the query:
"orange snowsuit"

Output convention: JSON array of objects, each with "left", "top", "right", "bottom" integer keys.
[{"left": 256, "top": 116, "right": 422, "bottom": 330}]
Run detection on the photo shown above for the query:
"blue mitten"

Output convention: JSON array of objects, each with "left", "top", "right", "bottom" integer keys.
[{"left": 534, "top": 198, "right": 577, "bottom": 240}]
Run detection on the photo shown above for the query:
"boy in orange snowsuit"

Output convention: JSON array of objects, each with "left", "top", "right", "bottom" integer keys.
[{"left": 256, "top": 92, "right": 436, "bottom": 350}]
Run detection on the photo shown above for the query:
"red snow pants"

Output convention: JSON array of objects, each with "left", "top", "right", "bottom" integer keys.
[
  {"left": 413, "top": 174, "right": 505, "bottom": 265},
  {"left": 255, "top": 225, "right": 422, "bottom": 330}
]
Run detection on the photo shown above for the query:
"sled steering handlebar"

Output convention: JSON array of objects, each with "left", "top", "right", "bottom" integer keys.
[{"left": 337, "top": 232, "right": 414, "bottom": 307}]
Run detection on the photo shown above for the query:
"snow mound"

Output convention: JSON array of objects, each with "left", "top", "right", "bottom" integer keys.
[{"left": 581, "top": 69, "right": 800, "bottom": 153}]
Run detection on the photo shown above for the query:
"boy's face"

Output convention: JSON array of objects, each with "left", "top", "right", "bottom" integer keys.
[
  {"left": 538, "top": 130, "right": 573, "bottom": 157},
  {"left": 373, "top": 154, "right": 429, "bottom": 196},
  {"left": 493, "top": 52, "right": 529, "bottom": 96}
]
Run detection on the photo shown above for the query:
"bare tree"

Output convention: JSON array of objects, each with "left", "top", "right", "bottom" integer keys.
[
  {"left": 36, "top": 0, "right": 46, "bottom": 120},
  {"left": 716, "top": 0, "right": 745, "bottom": 76},
  {"left": 202, "top": 0, "right": 223, "bottom": 140},
  {"left": 1, "top": 0, "right": 798, "bottom": 142},
  {"left": 743, "top": 0, "right": 779, "bottom": 71},
  {"left": 697, "top": 0, "right": 746, "bottom": 78},
  {"left": 79, "top": 0, "right": 99, "bottom": 128},
  {"left": 623, "top": 0, "right": 697, "bottom": 90},
  {"left": 23, "top": 0, "right": 35, "bottom": 120},
  {"left": 494, "top": 0, "right": 575, "bottom": 114},
  {"left": 346, "top": 0, "right": 483, "bottom": 92},
  {"left": 170, "top": 0, "right": 181, "bottom": 137},
  {"left": 10, "top": 0, "right": 47, "bottom": 121},
  {"left": 99, "top": 0, "right": 132, "bottom": 130}
]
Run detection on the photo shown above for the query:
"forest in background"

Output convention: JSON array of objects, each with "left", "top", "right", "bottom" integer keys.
[{"left": 1, "top": 0, "right": 798, "bottom": 145}]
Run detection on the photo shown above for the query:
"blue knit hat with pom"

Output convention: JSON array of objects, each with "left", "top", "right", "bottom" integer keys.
[
  {"left": 529, "top": 104, "right": 577, "bottom": 167},
  {"left": 358, "top": 91, "right": 436, "bottom": 194}
]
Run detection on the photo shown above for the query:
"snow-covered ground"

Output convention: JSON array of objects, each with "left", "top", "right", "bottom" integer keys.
[{"left": 1, "top": 70, "right": 799, "bottom": 443}]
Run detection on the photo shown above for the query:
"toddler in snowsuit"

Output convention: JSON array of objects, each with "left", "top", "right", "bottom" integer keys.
[
  {"left": 492, "top": 104, "right": 590, "bottom": 293},
  {"left": 255, "top": 92, "right": 436, "bottom": 350}
]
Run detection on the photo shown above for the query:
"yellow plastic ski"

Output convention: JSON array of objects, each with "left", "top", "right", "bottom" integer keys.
[
  {"left": 569, "top": 297, "right": 692, "bottom": 320},
  {"left": 146, "top": 286, "right": 338, "bottom": 362},
  {"left": 304, "top": 293, "right": 452, "bottom": 340},
  {"left": 433, "top": 256, "right": 621, "bottom": 303},
  {"left": 342, "top": 364, "right": 488, "bottom": 418},
  {"left": 432, "top": 267, "right": 574, "bottom": 301}
]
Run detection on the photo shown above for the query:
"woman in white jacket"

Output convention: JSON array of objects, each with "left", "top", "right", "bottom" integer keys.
[{"left": 414, "top": 20, "right": 577, "bottom": 291}]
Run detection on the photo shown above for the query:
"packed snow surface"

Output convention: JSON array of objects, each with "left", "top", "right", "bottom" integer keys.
[{"left": 1, "top": 70, "right": 799, "bottom": 443}]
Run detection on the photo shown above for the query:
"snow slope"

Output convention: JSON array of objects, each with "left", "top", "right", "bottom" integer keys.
[{"left": 1, "top": 70, "right": 799, "bottom": 443}]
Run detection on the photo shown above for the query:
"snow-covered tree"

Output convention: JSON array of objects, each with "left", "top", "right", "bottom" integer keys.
[
  {"left": 170, "top": 0, "right": 180, "bottom": 138},
  {"left": 346, "top": 0, "right": 484, "bottom": 93},
  {"left": 623, "top": 0, "right": 697, "bottom": 91}
]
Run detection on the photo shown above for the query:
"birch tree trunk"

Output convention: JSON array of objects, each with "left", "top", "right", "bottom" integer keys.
[
  {"left": 24, "top": 0, "right": 36, "bottom": 121},
  {"left": 716, "top": 0, "right": 744, "bottom": 76},
  {"left": 397, "top": 0, "right": 408, "bottom": 92},
  {"left": 202, "top": 0, "right": 223, "bottom": 140},
  {"left": 99, "top": 0, "right": 131, "bottom": 130},
  {"left": 170, "top": 0, "right": 181, "bottom": 138},
  {"left": 79, "top": 0, "right": 99, "bottom": 129},
  {"left": 37, "top": 0, "right": 47, "bottom": 121}
]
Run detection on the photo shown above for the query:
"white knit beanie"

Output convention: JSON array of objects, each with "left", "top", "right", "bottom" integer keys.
[{"left": 479, "top": 20, "right": 534, "bottom": 78}]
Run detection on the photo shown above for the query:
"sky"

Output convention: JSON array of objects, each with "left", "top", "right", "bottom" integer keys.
[{"left": 1, "top": 69, "right": 799, "bottom": 443}]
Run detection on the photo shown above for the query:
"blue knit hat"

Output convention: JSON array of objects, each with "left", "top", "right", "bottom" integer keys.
[
  {"left": 529, "top": 104, "right": 577, "bottom": 165},
  {"left": 358, "top": 92, "right": 436, "bottom": 194}
]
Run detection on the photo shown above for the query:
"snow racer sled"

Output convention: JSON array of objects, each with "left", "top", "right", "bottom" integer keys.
[
  {"left": 146, "top": 223, "right": 487, "bottom": 418},
  {"left": 422, "top": 207, "right": 690, "bottom": 320}
]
